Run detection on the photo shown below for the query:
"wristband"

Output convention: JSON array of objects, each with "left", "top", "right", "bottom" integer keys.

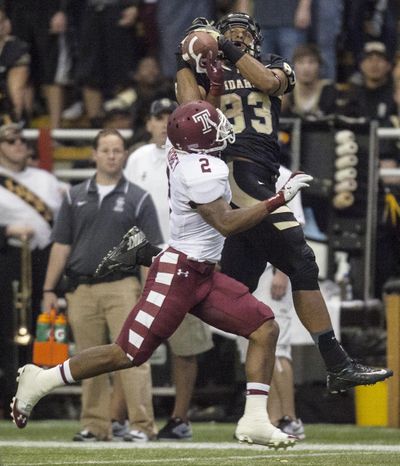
[
  {"left": 219, "top": 38, "right": 245, "bottom": 65},
  {"left": 264, "top": 191, "right": 285, "bottom": 213},
  {"left": 43, "top": 289, "right": 55, "bottom": 293}
]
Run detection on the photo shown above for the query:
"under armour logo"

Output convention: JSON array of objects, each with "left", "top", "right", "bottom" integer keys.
[
  {"left": 177, "top": 269, "right": 189, "bottom": 277},
  {"left": 17, "top": 414, "right": 26, "bottom": 423},
  {"left": 192, "top": 109, "right": 212, "bottom": 134}
]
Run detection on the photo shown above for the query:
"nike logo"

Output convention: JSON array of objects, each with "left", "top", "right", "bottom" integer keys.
[
  {"left": 77, "top": 201, "right": 87, "bottom": 207},
  {"left": 257, "top": 180, "right": 265, "bottom": 185}
]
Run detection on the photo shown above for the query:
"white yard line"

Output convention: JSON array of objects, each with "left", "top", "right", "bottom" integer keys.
[
  {"left": 0, "top": 440, "right": 400, "bottom": 452},
  {"left": 1, "top": 452, "right": 400, "bottom": 466}
]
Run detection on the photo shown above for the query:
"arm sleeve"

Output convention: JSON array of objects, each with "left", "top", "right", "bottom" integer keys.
[{"left": 186, "top": 176, "right": 228, "bottom": 204}]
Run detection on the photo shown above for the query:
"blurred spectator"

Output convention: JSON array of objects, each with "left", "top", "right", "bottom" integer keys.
[
  {"left": 125, "top": 98, "right": 177, "bottom": 240},
  {"left": 310, "top": 0, "right": 344, "bottom": 80},
  {"left": 344, "top": 41, "right": 395, "bottom": 123},
  {"left": 343, "top": 41, "right": 400, "bottom": 297},
  {"left": 0, "top": 123, "right": 63, "bottom": 414},
  {"left": 104, "top": 56, "right": 175, "bottom": 141},
  {"left": 75, "top": 1, "right": 143, "bottom": 127},
  {"left": 156, "top": 0, "right": 216, "bottom": 78},
  {"left": 125, "top": 98, "right": 214, "bottom": 440},
  {"left": 42, "top": 128, "right": 162, "bottom": 441},
  {"left": 7, "top": 0, "right": 73, "bottom": 128},
  {"left": 0, "top": 7, "right": 30, "bottom": 124},
  {"left": 250, "top": 0, "right": 311, "bottom": 60},
  {"left": 281, "top": 44, "right": 339, "bottom": 118},
  {"left": 344, "top": 0, "right": 398, "bottom": 71}
]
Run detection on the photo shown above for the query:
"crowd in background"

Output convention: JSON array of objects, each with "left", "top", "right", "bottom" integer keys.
[{"left": 0, "top": 0, "right": 398, "bottom": 136}]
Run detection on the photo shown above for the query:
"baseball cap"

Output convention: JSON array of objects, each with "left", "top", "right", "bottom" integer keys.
[
  {"left": 361, "top": 41, "right": 388, "bottom": 60},
  {"left": 150, "top": 98, "right": 178, "bottom": 117},
  {"left": 0, "top": 123, "right": 23, "bottom": 141}
]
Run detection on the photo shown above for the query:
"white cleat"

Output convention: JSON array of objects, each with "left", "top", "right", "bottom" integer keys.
[
  {"left": 10, "top": 364, "right": 47, "bottom": 428},
  {"left": 235, "top": 416, "right": 297, "bottom": 450}
]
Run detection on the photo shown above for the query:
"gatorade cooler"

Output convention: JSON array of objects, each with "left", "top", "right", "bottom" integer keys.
[{"left": 33, "top": 309, "right": 69, "bottom": 367}]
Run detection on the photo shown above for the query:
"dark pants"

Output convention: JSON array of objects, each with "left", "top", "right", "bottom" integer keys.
[{"left": 0, "top": 244, "right": 50, "bottom": 414}]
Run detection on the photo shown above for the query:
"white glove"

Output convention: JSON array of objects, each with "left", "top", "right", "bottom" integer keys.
[{"left": 280, "top": 172, "right": 313, "bottom": 202}]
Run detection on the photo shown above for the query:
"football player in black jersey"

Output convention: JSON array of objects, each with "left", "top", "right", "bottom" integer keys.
[{"left": 175, "top": 13, "right": 392, "bottom": 394}]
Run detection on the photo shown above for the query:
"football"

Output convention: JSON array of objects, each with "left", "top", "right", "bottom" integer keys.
[{"left": 181, "top": 31, "right": 219, "bottom": 73}]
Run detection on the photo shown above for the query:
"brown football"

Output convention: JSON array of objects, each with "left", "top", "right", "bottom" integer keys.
[{"left": 181, "top": 31, "right": 219, "bottom": 73}]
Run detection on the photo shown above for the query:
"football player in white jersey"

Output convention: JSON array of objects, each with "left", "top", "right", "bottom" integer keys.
[{"left": 11, "top": 101, "right": 312, "bottom": 449}]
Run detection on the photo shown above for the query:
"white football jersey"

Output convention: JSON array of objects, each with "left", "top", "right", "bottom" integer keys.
[{"left": 167, "top": 147, "right": 231, "bottom": 263}]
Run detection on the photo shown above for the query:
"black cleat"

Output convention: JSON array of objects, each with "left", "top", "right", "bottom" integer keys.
[
  {"left": 327, "top": 360, "right": 393, "bottom": 393},
  {"left": 95, "top": 227, "right": 149, "bottom": 278}
]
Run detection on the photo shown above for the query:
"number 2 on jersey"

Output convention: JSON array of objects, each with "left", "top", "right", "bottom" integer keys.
[{"left": 199, "top": 158, "right": 211, "bottom": 173}]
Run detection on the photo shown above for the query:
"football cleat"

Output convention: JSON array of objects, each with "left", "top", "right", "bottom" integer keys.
[
  {"left": 123, "top": 429, "right": 149, "bottom": 442},
  {"left": 235, "top": 416, "right": 296, "bottom": 449},
  {"left": 95, "top": 226, "right": 149, "bottom": 278},
  {"left": 112, "top": 420, "right": 130, "bottom": 440},
  {"left": 277, "top": 416, "right": 305, "bottom": 440},
  {"left": 10, "top": 365, "right": 47, "bottom": 428},
  {"left": 327, "top": 361, "right": 393, "bottom": 393},
  {"left": 73, "top": 429, "right": 100, "bottom": 442},
  {"left": 157, "top": 417, "right": 193, "bottom": 441}
]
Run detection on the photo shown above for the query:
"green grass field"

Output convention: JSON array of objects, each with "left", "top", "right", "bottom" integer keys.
[{"left": 1, "top": 420, "right": 399, "bottom": 466}]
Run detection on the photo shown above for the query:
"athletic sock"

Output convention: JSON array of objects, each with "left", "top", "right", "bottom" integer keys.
[
  {"left": 244, "top": 383, "right": 270, "bottom": 418},
  {"left": 31, "top": 361, "right": 73, "bottom": 396},
  {"left": 57, "top": 360, "right": 76, "bottom": 385},
  {"left": 313, "top": 330, "right": 350, "bottom": 371}
]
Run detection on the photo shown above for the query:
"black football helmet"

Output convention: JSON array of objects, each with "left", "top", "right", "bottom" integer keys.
[
  {"left": 167, "top": 100, "right": 235, "bottom": 153},
  {"left": 216, "top": 12, "right": 262, "bottom": 59}
]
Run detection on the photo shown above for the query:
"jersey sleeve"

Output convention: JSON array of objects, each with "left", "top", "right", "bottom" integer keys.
[{"left": 182, "top": 156, "right": 229, "bottom": 205}]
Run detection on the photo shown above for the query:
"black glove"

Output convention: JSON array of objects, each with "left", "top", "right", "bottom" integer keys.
[
  {"left": 218, "top": 36, "right": 245, "bottom": 65},
  {"left": 265, "top": 53, "right": 296, "bottom": 93}
]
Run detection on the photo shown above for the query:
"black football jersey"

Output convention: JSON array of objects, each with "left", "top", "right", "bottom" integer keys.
[{"left": 196, "top": 60, "right": 282, "bottom": 176}]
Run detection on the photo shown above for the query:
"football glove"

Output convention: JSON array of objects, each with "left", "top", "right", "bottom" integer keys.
[
  {"left": 206, "top": 51, "right": 224, "bottom": 96},
  {"left": 265, "top": 172, "right": 313, "bottom": 213}
]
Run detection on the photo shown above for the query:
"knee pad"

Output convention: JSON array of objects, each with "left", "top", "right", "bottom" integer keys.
[{"left": 289, "top": 243, "right": 320, "bottom": 291}]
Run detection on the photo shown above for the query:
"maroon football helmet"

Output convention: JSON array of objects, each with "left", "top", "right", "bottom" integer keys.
[{"left": 167, "top": 100, "right": 235, "bottom": 153}]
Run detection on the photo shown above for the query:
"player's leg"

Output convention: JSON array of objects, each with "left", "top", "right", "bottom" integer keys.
[
  {"left": 11, "top": 248, "right": 197, "bottom": 429},
  {"left": 224, "top": 160, "right": 393, "bottom": 392},
  {"left": 105, "top": 277, "right": 157, "bottom": 441},
  {"left": 193, "top": 272, "right": 296, "bottom": 449},
  {"left": 11, "top": 343, "right": 131, "bottom": 428}
]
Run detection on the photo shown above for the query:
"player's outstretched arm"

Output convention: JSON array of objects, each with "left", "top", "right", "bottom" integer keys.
[
  {"left": 218, "top": 37, "right": 294, "bottom": 96},
  {"left": 197, "top": 172, "right": 313, "bottom": 236}
]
